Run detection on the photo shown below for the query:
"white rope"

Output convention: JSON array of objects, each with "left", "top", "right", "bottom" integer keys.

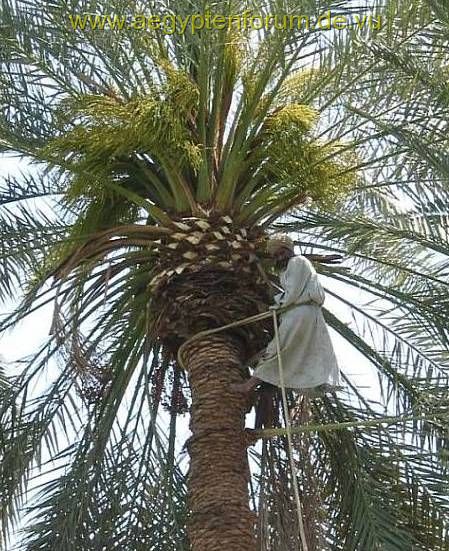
[{"left": 272, "top": 308, "right": 309, "bottom": 551}]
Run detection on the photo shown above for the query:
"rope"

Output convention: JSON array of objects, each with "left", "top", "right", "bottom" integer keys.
[
  {"left": 177, "top": 308, "right": 279, "bottom": 369},
  {"left": 272, "top": 308, "right": 309, "bottom": 551},
  {"left": 252, "top": 413, "right": 442, "bottom": 438}
]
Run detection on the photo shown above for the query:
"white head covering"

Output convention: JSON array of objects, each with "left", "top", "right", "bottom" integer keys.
[{"left": 266, "top": 234, "right": 294, "bottom": 255}]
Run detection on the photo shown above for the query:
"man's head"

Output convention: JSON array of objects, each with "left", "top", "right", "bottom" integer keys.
[{"left": 266, "top": 234, "right": 295, "bottom": 267}]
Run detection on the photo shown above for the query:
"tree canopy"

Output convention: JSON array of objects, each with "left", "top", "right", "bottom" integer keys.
[{"left": 0, "top": 0, "right": 449, "bottom": 549}]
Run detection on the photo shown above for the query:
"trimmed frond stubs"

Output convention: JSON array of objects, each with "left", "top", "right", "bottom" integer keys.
[
  {"left": 149, "top": 215, "right": 272, "bottom": 358},
  {"left": 149, "top": 215, "right": 257, "bottom": 290}
]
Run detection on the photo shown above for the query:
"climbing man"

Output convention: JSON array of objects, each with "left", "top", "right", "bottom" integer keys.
[{"left": 230, "top": 234, "right": 341, "bottom": 396}]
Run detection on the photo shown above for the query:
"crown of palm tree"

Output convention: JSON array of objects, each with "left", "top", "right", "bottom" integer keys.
[{"left": 1, "top": 0, "right": 449, "bottom": 549}]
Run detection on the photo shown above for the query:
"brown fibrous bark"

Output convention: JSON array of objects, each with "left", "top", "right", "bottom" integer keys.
[{"left": 184, "top": 334, "right": 257, "bottom": 551}]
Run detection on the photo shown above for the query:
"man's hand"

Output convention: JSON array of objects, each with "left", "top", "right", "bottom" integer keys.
[{"left": 305, "top": 253, "right": 343, "bottom": 264}]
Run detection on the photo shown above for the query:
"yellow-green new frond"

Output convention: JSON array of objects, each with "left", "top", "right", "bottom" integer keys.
[
  {"left": 277, "top": 69, "right": 321, "bottom": 103},
  {"left": 46, "top": 91, "right": 199, "bottom": 170},
  {"left": 42, "top": 68, "right": 201, "bottom": 213},
  {"left": 262, "top": 136, "right": 356, "bottom": 206},
  {"left": 237, "top": 114, "right": 357, "bottom": 223},
  {"left": 158, "top": 59, "right": 200, "bottom": 114},
  {"left": 265, "top": 104, "right": 319, "bottom": 133},
  {"left": 307, "top": 142, "right": 357, "bottom": 208}
]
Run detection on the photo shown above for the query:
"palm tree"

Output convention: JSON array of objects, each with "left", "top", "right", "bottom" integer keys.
[{"left": 0, "top": 0, "right": 448, "bottom": 549}]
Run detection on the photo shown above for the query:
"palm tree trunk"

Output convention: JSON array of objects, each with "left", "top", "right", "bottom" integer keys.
[{"left": 183, "top": 334, "right": 256, "bottom": 550}]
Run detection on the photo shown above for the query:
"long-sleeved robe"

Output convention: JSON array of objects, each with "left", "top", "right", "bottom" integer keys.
[{"left": 253, "top": 255, "right": 341, "bottom": 393}]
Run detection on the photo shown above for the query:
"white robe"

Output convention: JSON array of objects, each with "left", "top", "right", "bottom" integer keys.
[{"left": 253, "top": 255, "right": 341, "bottom": 393}]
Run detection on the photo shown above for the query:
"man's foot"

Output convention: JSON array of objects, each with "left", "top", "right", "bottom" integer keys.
[
  {"left": 229, "top": 381, "right": 253, "bottom": 394},
  {"left": 229, "top": 383, "right": 258, "bottom": 413},
  {"left": 229, "top": 377, "right": 262, "bottom": 394}
]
